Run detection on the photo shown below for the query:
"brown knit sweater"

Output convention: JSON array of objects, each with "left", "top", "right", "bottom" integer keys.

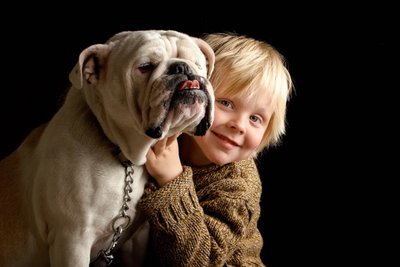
[{"left": 138, "top": 157, "right": 266, "bottom": 267}]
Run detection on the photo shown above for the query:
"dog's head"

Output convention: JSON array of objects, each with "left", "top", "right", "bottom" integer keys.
[{"left": 69, "top": 30, "right": 215, "bottom": 164}]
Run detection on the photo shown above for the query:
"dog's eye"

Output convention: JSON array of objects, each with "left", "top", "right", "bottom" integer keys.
[{"left": 138, "top": 63, "right": 156, "bottom": 73}]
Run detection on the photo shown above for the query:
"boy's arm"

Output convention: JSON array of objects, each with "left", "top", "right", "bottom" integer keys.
[
  {"left": 145, "top": 133, "right": 182, "bottom": 187},
  {"left": 138, "top": 158, "right": 266, "bottom": 267}
]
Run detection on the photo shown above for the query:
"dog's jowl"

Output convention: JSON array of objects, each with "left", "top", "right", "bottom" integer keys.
[{"left": 0, "top": 30, "right": 215, "bottom": 267}]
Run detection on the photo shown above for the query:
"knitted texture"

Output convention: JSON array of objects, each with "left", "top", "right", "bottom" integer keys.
[{"left": 138, "top": 158, "right": 266, "bottom": 267}]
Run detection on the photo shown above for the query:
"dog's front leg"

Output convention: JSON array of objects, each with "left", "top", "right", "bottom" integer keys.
[{"left": 49, "top": 230, "right": 94, "bottom": 267}]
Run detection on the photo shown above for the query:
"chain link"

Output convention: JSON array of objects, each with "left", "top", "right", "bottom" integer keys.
[{"left": 95, "top": 160, "right": 134, "bottom": 266}]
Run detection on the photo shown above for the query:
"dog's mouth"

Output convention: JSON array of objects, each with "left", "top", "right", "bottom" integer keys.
[
  {"left": 170, "top": 79, "right": 207, "bottom": 107},
  {"left": 145, "top": 76, "right": 212, "bottom": 139}
]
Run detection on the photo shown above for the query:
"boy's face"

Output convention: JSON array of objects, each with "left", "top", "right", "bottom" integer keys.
[{"left": 192, "top": 87, "right": 274, "bottom": 165}]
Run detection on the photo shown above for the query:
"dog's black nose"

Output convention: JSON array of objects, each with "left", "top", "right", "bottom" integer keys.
[
  {"left": 145, "top": 127, "right": 163, "bottom": 139},
  {"left": 167, "top": 62, "right": 192, "bottom": 76}
]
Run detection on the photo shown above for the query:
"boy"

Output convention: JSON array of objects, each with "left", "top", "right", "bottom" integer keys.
[{"left": 139, "top": 32, "right": 293, "bottom": 266}]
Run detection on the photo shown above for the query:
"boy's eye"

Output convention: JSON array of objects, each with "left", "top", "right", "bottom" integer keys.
[
  {"left": 250, "top": 115, "right": 261, "bottom": 123},
  {"left": 216, "top": 99, "right": 233, "bottom": 108}
]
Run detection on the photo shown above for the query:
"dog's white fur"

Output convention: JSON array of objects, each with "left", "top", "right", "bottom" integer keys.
[{"left": 0, "top": 30, "right": 215, "bottom": 267}]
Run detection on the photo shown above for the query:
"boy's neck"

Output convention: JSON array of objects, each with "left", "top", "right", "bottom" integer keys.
[{"left": 179, "top": 134, "right": 213, "bottom": 167}]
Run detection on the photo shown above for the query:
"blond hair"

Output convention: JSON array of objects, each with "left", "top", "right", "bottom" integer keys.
[{"left": 202, "top": 33, "right": 293, "bottom": 156}]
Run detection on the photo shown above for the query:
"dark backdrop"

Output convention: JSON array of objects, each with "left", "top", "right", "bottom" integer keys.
[{"left": 0, "top": 4, "right": 394, "bottom": 267}]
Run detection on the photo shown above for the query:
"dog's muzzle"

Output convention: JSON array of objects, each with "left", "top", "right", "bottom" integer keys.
[{"left": 145, "top": 62, "right": 213, "bottom": 139}]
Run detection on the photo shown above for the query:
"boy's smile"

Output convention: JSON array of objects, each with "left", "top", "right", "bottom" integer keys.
[{"left": 183, "top": 88, "right": 273, "bottom": 166}]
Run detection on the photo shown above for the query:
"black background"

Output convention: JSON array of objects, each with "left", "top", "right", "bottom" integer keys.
[{"left": 0, "top": 3, "right": 395, "bottom": 267}]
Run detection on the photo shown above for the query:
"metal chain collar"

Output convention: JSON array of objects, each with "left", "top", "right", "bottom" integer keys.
[{"left": 93, "top": 159, "right": 134, "bottom": 266}]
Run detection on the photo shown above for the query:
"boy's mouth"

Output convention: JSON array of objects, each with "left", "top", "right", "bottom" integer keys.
[{"left": 212, "top": 131, "right": 240, "bottom": 147}]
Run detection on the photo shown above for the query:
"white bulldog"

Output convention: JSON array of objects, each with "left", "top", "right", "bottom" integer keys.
[{"left": 0, "top": 30, "right": 215, "bottom": 267}]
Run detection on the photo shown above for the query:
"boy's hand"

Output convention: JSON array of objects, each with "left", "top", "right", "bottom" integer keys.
[{"left": 146, "top": 133, "right": 183, "bottom": 187}]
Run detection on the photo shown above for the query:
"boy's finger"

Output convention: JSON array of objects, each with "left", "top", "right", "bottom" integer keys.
[
  {"left": 166, "top": 132, "right": 182, "bottom": 147},
  {"left": 152, "top": 138, "right": 167, "bottom": 155},
  {"left": 146, "top": 147, "right": 155, "bottom": 160}
]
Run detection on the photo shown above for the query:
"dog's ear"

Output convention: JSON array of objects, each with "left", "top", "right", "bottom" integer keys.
[
  {"left": 69, "top": 44, "right": 111, "bottom": 89},
  {"left": 192, "top": 37, "right": 215, "bottom": 79}
]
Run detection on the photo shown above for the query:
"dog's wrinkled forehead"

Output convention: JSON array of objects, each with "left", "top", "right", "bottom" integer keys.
[{"left": 105, "top": 30, "right": 209, "bottom": 77}]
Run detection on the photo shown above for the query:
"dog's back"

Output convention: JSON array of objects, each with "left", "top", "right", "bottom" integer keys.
[{"left": 0, "top": 124, "right": 48, "bottom": 267}]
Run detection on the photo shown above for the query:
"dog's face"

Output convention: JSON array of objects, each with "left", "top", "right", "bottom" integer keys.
[{"left": 69, "top": 30, "right": 215, "bottom": 164}]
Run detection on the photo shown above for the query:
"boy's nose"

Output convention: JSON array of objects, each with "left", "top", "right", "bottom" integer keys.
[{"left": 228, "top": 117, "right": 246, "bottom": 134}]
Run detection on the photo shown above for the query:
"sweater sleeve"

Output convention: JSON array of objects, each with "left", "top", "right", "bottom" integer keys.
[{"left": 137, "top": 158, "right": 266, "bottom": 267}]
